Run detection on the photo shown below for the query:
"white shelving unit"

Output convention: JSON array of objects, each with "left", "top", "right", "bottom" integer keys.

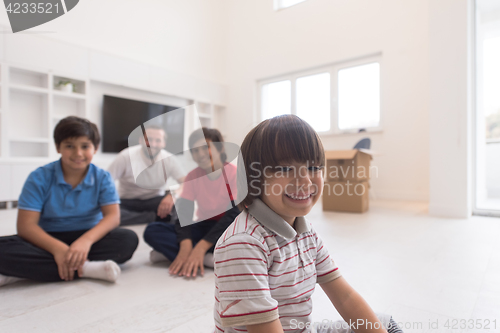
[
  {"left": 0, "top": 62, "right": 225, "bottom": 204},
  {"left": 194, "top": 100, "right": 225, "bottom": 134},
  {"left": 0, "top": 63, "right": 89, "bottom": 204},
  {"left": 0, "top": 63, "right": 89, "bottom": 159}
]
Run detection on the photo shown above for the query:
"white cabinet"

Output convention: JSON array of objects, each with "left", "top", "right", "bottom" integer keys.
[
  {"left": 0, "top": 161, "right": 42, "bottom": 203},
  {"left": 0, "top": 63, "right": 89, "bottom": 159},
  {"left": 0, "top": 63, "right": 89, "bottom": 202},
  {"left": 0, "top": 62, "right": 227, "bottom": 203},
  {"left": 11, "top": 163, "right": 40, "bottom": 200},
  {"left": 0, "top": 165, "right": 11, "bottom": 202},
  {"left": 194, "top": 101, "right": 226, "bottom": 136}
]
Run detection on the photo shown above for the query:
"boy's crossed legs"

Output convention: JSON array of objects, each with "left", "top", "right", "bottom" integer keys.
[{"left": 0, "top": 228, "right": 138, "bottom": 285}]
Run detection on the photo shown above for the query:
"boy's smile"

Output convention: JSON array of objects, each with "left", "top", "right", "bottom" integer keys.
[
  {"left": 191, "top": 139, "right": 223, "bottom": 173},
  {"left": 284, "top": 190, "right": 315, "bottom": 202},
  {"left": 57, "top": 136, "right": 96, "bottom": 173},
  {"left": 261, "top": 161, "right": 324, "bottom": 226}
]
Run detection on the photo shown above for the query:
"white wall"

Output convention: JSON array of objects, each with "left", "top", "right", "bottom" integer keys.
[
  {"left": 0, "top": 0, "right": 228, "bottom": 85},
  {"left": 428, "top": 0, "right": 472, "bottom": 218},
  {"left": 0, "top": 29, "right": 226, "bottom": 105},
  {"left": 222, "top": 0, "right": 430, "bottom": 201}
]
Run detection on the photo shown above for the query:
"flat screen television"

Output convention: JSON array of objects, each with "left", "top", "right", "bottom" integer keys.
[{"left": 102, "top": 95, "right": 184, "bottom": 154}]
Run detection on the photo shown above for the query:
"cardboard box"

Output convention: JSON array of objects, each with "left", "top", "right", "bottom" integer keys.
[
  {"left": 322, "top": 180, "right": 369, "bottom": 213},
  {"left": 325, "top": 149, "right": 373, "bottom": 182}
]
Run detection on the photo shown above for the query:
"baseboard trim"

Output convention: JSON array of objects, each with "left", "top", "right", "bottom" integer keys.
[{"left": 428, "top": 203, "right": 470, "bottom": 219}]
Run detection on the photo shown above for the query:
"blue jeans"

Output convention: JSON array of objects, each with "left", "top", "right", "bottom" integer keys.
[{"left": 143, "top": 220, "right": 217, "bottom": 261}]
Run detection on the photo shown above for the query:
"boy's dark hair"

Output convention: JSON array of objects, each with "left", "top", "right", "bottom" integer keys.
[
  {"left": 237, "top": 114, "right": 325, "bottom": 210},
  {"left": 188, "top": 127, "right": 227, "bottom": 163},
  {"left": 53, "top": 116, "right": 100, "bottom": 149}
]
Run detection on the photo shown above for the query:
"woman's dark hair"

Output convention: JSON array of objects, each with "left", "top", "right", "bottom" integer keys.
[
  {"left": 237, "top": 114, "right": 325, "bottom": 210},
  {"left": 53, "top": 116, "right": 100, "bottom": 149},
  {"left": 188, "top": 127, "right": 227, "bottom": 163}
]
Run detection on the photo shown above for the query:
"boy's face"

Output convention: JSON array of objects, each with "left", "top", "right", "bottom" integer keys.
[
  {"left": 57, "top": 136, "right": 96, "bottom": 172},
  {"left": 191, "top": 138, "right": 223, "bottom": 172},
  {"left": 261, "top": 161, "right": 324, "bottom": 225}
]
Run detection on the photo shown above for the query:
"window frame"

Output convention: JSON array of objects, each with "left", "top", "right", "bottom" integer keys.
[
  {"left": 472, "top": 0, "right": 500, "bottom": 217},
  {"left": 257, "top": 54, "right": 383, "bottom": 136}
]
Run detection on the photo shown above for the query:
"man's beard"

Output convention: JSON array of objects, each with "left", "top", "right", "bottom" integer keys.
[{"left": 142, "top": 146, "right": 161, "bottom": 160}]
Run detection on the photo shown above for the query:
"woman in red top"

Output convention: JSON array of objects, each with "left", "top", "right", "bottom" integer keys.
[{"left": 143, "top": 128, "right": 240, "bottom": 278}]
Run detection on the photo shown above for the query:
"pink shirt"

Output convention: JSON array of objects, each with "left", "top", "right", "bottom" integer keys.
[{"left": 180, "top": 163, "right": 237, "bottom": 221}]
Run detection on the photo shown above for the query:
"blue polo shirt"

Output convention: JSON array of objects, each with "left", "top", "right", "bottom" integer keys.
[{"left": 18, "top": 160, "right": 120, "bottom": 232}]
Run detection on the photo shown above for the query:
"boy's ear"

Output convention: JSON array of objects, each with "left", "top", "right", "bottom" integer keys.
[
  {"left": 93, "top": 145, "right": 99, "bottom": 153},
  {"left": 56, "top": 144, "right": 60, "bottom": 154}
]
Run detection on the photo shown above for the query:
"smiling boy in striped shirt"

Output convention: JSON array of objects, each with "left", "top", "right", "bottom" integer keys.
[{"left": 213, "top": 115, "right": 403, "bottom": 333}]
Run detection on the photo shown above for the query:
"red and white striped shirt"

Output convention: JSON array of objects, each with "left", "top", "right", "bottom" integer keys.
[{"left": 214, "top": 199, "right": 341, "bottom": 332}]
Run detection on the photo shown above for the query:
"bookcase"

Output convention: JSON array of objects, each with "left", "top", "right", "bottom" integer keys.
[
  {"left": 0, "top": 63, "right": 89, "bottom": 159},
  {"left": 194, "top": 101, "right": 226, "bottom": 135},
  {"left": 0, "top": 63, "right": 226, "bottom": 204}
]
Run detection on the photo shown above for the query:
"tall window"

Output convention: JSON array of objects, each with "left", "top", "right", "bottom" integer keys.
[
  {"left": 338, "top": 63, "right": 380, "bottom": 130},
  {"left": 474, "top": 0, "right": 500, "bottom": 215},
  {"left": 483, "top": 37, "right": 500, "bottom": 141},
  {"left": 296, "top": 73, "right": 330, "bottom": 132},
  {"left": 259, "top": 57, "right": 381, "bottom": 134},
  {"left": 261, "top": 80, "right": 291, "bottom": 120}
]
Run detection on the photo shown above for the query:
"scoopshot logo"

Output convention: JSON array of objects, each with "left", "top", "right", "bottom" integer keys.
[
  {"left": 4, "top": 0, "right": 79, "bottom": 33},
  {"left": 127, "top": 105, "right": 248, "bottom": 227}
]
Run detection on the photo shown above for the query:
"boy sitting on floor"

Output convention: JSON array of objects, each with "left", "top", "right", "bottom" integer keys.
[{"left": 0, "top": 116, "right": 138, "bottom": 286}]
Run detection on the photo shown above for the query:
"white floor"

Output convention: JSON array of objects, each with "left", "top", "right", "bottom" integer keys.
[{"left": 1, "top": 201, "right": 499, "bottom": 333}]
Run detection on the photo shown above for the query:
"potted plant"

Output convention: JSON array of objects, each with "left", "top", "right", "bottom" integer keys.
[{"left": 56, "top": 80, "right": 74, "bottom": 93}]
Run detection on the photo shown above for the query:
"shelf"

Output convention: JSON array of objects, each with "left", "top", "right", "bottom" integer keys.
[
  {"left": 10, "top": 141, "right": 48, "bottom": 157},
  {"left": 53, "top": 90, "right": 86, "bottom": 99},
  {"left": 10, "top": 89, "right": 49, "bottom": 139},
  {"left": 213, "top": 105, "right": 225, "bottom": 113},
  {"left": 9, "top": 84, "right": 49, "bottom": 96},
  {"left": 53, "top": 75, "right": 86, "bottom": 94},
  {"left": 212, "top": 105, "right": 225, "bottom": 129},
  {"left": 9, "top": 67, "right": 48, "bottom": 89},
  {"left": 0, "top": 157, "right": 53, "bottom": 164},
  {"left": 199, "top": 117, "right": 212, "bottom": 128},
  {"left": 195, "top": 101, "right": 212, "bottom": 116},
  {"left": 53, "top": 94, "right": 86, "bottom": 118},
  {"left": 10, "top": 137, "right": 49, "bottom": 143},
  {"left": 0, "top": 65, "right": 89, "bottom": 159},
  {"left": 51, "top": 117, "right": 65, "bottom": 135}
]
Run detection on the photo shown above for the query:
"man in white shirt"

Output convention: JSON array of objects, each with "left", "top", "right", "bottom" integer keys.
[{"left": 108, "top": 126, "right": 185, "bottom": 225}]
